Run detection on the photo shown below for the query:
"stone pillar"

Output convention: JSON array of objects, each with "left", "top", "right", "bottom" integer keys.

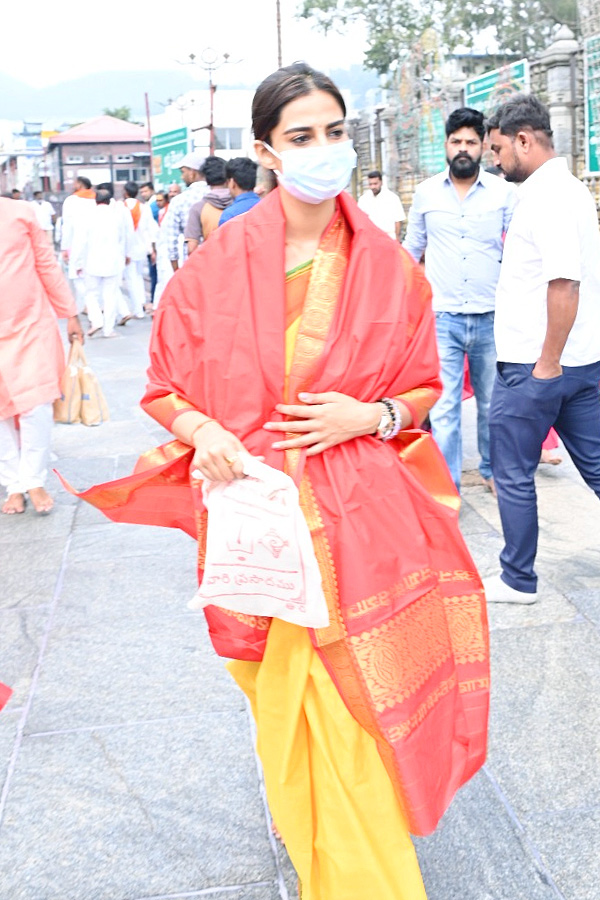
[{"left": 539, "top": 25, "right": 579, "bottom": 171}]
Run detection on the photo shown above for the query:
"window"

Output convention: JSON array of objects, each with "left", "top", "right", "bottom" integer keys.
[
  {"left": 90, "top": 155, "right": 108, "bottom": 164},
  {"left": 66, "top": 155, "right": 84, "bottom": 164},
  {"left": 214, "top": 128, "right": 243, "bottom": 151},
  {"left": 116, "top": 155, "right": 133, "bottom": 163},
  {"left": 115, "top": 167, "right": 149, "bottom": 182}
]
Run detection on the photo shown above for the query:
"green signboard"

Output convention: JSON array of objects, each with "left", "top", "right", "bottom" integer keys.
[
  {"left": 151, "top": 127, "right": 189, "bottom": 189},
  {"left": 418, "top": 104, "right": 446, "bottom": 176},
  {"left": 465, "top": 60, "right": 529, "bottom": 114},
  {"left": 585, "top": 34, "right": 600, "bottom": 174}
]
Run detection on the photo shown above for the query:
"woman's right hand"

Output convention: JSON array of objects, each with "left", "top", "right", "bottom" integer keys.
[{"left": 191, "top": 421, "right": 248, "bottom": 483}]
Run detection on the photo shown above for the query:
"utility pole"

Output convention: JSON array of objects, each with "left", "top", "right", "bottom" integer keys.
[{"left": 276, "top": 0, "right": 282, "bottom": 67}]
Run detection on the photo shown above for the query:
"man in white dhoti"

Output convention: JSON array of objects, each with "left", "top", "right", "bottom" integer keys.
[
  {"left": 71, "top": 190, "right": 132, "bottom": 338},
  {"left": 121, "top": 181, "right": 158, "bottom": 319},
  {"left": 60, "top": 177, "right": 96, "bottom": 311}
]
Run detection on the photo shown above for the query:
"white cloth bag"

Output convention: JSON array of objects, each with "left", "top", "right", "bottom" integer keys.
[{"left": 189, "top": 454, "right": 329, "bottom": 628}]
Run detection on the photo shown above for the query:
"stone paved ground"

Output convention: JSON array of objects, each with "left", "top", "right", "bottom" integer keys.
[{"left": 1, "top": 317, "right": 598, "bottom": 900}]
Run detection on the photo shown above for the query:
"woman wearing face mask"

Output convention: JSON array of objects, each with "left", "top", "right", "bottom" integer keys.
[{"left": 73, "top": 64, "right": 489, "bottom": 899}]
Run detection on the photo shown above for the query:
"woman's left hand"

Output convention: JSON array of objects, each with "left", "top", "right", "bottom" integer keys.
[{"left": 264, "top": 392, "right": 381, "bottom": 456}]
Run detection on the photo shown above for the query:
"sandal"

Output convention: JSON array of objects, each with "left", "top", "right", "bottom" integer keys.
[{"left": 117, "top": 315, "right": 133, "bottom": 327}]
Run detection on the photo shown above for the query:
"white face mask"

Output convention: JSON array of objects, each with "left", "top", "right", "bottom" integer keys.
[{"left": 263, "top": 139, "right": 357, "bottom": 204}]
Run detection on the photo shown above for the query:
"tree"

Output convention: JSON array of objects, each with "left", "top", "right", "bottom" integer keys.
[
  {"left": 299, "top": 0, "right": 579, "bottom": 73},
  {"left": 103, "top": 106, "right": 133, "bottom": 121}
]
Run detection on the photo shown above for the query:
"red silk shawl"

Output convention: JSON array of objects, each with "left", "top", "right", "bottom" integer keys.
[{"left": 65, "top": 189, "right": 490, "bottom": 836}]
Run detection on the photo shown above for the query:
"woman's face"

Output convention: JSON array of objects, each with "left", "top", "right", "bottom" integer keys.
[{"left": 255, "top": 90, "right": 347, "bottom": 172}]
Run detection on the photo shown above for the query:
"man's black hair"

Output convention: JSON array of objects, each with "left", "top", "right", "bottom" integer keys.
[
  {"left": 445, "top": 108, "right": 485, "bottom": 141},
  {"left": 124, "top": 181, "right": 139, "bottom": 198},
  {"left": 140, "top": 181, "right": 154, "bottom": 191},
  {"left": 76, "top": 176, "right": 92, "bottom": 190},
  {"left": 95, "top": 189, "right": 111, "bottom": 205},
  {"left": 486, "top": 94, "right": 553, "bottom": 145},
  {"left": 225, "top": 157, "right": 258, "bottom": 192},
  {"left": 367, "top": 170, "right": 382, "bottom": 180},
  {"left": 200, "top": 156, "right": 228, "bottom": 187},
  {"left": 96, "top": 182, "right": 114, "bottom": 198}
]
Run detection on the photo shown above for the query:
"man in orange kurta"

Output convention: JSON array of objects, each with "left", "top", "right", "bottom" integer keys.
[{"left": 0, "top": 198, "right": 83, "bottom": 514}]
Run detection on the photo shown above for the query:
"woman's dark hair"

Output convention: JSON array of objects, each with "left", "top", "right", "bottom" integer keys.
[{"left": 252, "top": 62, "right": 346, "bottom": 142}]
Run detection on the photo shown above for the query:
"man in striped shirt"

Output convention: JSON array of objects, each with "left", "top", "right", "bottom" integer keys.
[{"left": 163, "top": 152, "right": 207, "bottom": 271}]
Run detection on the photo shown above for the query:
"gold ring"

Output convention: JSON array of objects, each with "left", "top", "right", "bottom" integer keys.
[{"left": 224, "top": 454, "right": 239, "bottom": 467}]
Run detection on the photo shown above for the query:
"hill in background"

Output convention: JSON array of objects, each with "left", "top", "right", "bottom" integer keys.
[{"left": 0, "top": 65, "right": 380, "bottom": 125}]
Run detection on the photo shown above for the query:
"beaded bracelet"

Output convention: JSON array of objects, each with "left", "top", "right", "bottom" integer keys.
[{"left": 389, "top": 399, "right": 404, "bottom": 440}]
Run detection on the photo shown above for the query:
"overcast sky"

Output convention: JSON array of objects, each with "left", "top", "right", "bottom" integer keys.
[{"left": 5, "top": 0, "right": 367, "bottom": 87}]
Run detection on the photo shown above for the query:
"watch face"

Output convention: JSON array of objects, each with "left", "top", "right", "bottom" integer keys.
[{"left": 377, "top": 411, "right": 393, "bottom": 438}]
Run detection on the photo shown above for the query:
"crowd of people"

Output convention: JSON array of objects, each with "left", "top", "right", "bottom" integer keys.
[
  {"left": 1, "top": 60, "right": 599, "bottom": 899},
  {"left": 51, "top": 152, "right": 263, "bottom": 338}
]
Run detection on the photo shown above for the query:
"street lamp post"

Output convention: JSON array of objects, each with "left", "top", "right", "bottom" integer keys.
[
  {"left": 180, "top": 49, "right": 239, "bottom": 156},
  {"left": 276, "top": 0, "right": 282, "bottom": 68}
]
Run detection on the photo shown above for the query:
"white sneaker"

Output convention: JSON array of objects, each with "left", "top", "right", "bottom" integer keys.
[{"left": 483, "top": 573, "right": 538, "bottom": 604}]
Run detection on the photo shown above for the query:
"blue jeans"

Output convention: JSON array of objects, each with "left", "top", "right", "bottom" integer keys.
[
  {"left": 490, "top": 361, "right": 600, "bottom": 592},
  {"left": 430, "top": 311, "right": 496, "bottom": 490}
]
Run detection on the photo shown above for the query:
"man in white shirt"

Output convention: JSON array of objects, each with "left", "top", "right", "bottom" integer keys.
[
  {"left": 121, "top": 181, "right": 158, "bottom": 319},
  {"left": 403, "top": 108, "right": 515, "bottom": 493},
  {"left": 60, "top": 177, "right": 97, "bottom": 310},
  {"left": 485, "top": 94, "right": 600, "bottom": 604},
  {"left": 358, "top": 170, "right": 405, "bottom": 241},
  {"left": 71, "top": 189, "right": 132, "bottom": 337},
  {"left": 31, "top": 191, "right": 56, "bottom": 244}
]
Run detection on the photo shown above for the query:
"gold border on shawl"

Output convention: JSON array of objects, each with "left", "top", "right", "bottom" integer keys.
[
  {"left": 300, "top": 470, "right": 413, "bottom": 824},
  {"left": 144, "top": 392, "right": 197, "bottom": 427},
  {"left": 284, "top": 211, "right": 351, "bottom": 481},
  {"left": 282, "top": 210, "right": 414, "bottom": 819}
]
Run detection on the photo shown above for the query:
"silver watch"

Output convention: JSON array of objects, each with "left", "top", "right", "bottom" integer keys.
[{"left": 376, "top": 409, "right": 394, "bottom": 440}]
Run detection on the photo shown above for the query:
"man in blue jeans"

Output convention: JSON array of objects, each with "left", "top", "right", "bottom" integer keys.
[
  {"left": 404, "top": 108, "right": 515, "bottom": 492},
  {"left": 485, "top": 94, "right": 600, "bottom": 603}
]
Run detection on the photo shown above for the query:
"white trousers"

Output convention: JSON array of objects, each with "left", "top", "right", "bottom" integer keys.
[
  {"left": 84, "top": 274, "right": 121, "bottom": 334},
  {"left": 0, "top": 403, "right": 54, "bottom": 495},
  {"left": 153, "top": 248, "right": 174, "bottom": 308},
  {"left": 69, "top": 275, "right": 87, "bottom": 313},
  {"left": 123, "top": 259, "right": 146, "bottom": 317}
]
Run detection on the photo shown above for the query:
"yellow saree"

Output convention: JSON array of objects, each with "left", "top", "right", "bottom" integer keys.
[{"left": 228, "top": 220, "right": 428, "bottom": 899}]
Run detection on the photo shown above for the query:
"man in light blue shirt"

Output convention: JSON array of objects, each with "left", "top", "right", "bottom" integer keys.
[{"left": 404, "top": 107, "right": 515, "bottom": 492}]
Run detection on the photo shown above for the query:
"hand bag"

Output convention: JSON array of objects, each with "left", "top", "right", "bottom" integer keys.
[
  {"left": 53, "top": 340, "right": 110, "bottom": 426},
  {"left": 53, "top": 340, "right": 83, "bottom": 423},
  {"left": 189, "top": 453, "right": 330, "bottom": 628},
  {"left": 78, "top": 344, "right": 110, "bottom": 426}
]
